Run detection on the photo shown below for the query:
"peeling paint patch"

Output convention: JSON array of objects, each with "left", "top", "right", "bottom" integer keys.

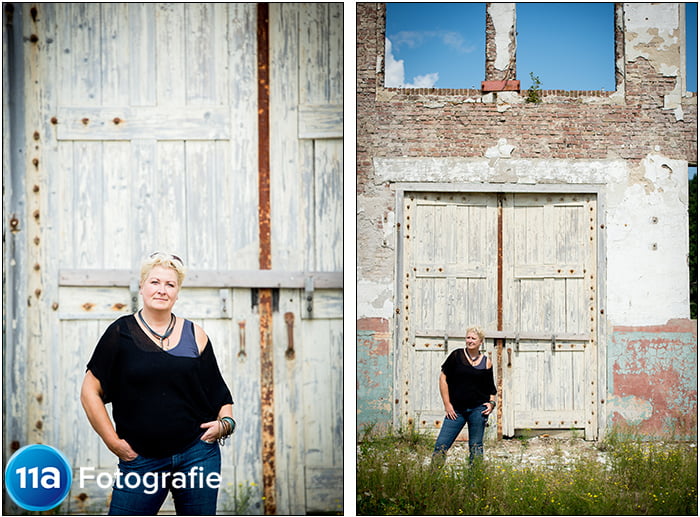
[
  {"left": 608, "top": 319, "right": 697, "bottom": 438},
  {"left": 606, "top": 394, "right": 653, "bottom": 425},
  {"left": 357, "top": 318, "right": 393, "bottom": 428}
]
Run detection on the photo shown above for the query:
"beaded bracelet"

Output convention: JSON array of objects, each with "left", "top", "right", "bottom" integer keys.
[{"left": 217, "top": 417, "right": 237, "bottom": 445}]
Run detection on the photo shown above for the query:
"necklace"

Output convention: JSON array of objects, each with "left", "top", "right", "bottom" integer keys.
[
  {"left": 464, "top": 348, "right": 481, "bottom": 363},
  {"left": 138, "top": 310, "right": 176, "bottom": 348}
]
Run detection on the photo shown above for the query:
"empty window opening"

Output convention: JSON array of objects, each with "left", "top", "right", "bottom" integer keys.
[
  {"left": 385, "top": 3, "right": 616, "bottom": 92},
  {"left": 385, "top": 2, "right": 485, "bottom": 89},
  {"left": 517, "top": 3, "right": 615, "bottom": 91}
]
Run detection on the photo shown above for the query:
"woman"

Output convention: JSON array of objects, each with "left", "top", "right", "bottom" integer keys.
[
  {"left": 80, "top": 252, "right": 234, "bottom": 515},
  {"left": 433, "top": 326, "right": 497, "bottom": 464}
]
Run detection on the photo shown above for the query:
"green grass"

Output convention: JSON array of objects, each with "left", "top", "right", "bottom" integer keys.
[{"left": 357, "top": 426, "right": 698, "bottom": 515}]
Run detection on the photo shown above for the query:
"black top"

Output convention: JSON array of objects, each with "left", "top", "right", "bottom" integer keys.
[
  {"left": 441, "top": 348, "right": 497, "bottom": 411},
  {"left": 87, "top": 315, "right": 233, "bottom": 458}
]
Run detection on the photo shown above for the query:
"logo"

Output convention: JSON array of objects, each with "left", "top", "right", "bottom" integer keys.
[{"left": 4, "top": 444, "right": 73, "bottom": 511}]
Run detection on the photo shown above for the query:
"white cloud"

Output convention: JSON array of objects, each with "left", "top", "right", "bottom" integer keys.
[
  {"left": 385, "top": 37, "right": 439, "bottom": 88},
  {"left": 390, "top": 30, "right": 475, "bottom": 54}
]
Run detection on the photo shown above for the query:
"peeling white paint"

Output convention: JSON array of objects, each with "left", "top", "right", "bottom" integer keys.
[
  {"left": 357, "top": 280, "right": 395, "bottom": 320},
  {"left": 373, "top": 157, "right": 625, "bottom": 185},
  {"left": 485, "top": 138, "right": 515, "bottom": 159},
  {"left": 607, "top": 394, "right": 654, "bottom": 424},
  {"left": 489, "top": 3, "right": 516, "bottom": 72},
  {"left": 606, "top": 155, "right": 690, "bottom": 326}
]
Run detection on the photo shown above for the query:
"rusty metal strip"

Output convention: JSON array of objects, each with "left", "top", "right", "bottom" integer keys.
[
  {"left": 496, "top": 194, "right": 504, "bottom": 438},
  {"left": 257, "top": 4, "right": 276, "bottom": 515}
]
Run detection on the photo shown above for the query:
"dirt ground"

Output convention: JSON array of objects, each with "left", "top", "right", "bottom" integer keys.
[{"left": 441, "top": 434, "right": 609, "bottom": 468}]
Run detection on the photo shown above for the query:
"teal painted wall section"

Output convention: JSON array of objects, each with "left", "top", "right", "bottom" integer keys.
[
  {"left": 607, "top": 319, "right": 697, "bottom": 439},
  {"left": 357, "top": 318, "right": 393, "bottom": 431}
]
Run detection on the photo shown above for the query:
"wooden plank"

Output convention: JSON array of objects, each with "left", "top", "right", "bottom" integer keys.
[
  {"left": 270, "top": 3, "right": 303, "bottom": 272},
  {"left": 59, "top": 269, "right": 343, "bottom": 288},
  {"left": 298, "top": 104, "right": 343, "bottom": 139},
  {"left": 305, "top": 467, "right": 343, "bottom": 514},
  {"left": 156, "top": 140, "right": 188, "bottom": 255},
  {"left": 74, "top": 141, "right": 104, "bottom": 267},
  {"left": 225, "top": 3, "right": 258, "bottom": 271},
  {"left": 300, "top": 290, "right": 343, "bottom": 320},
  {"left": 103, "top": 141, "right": 132, "bottom": 268},
  {"left": 314, "top": 139, "right": 343, "bottom": 271},
  {"left": 186, "top": 141, "right": 219, "bottom": 268},
  {"left": 56, "top": 106, "right": 231, "bottom": 140},
  {"left": 100, "top": 4, "right": 130, "bottom": 106},
  {"left": 155, "top": 3, "right": 186, "bottom": 106},
  {"left": 129, "top": 3, "right": 156, "bottom": 106},
  {"left": 66, "top": 4, "right": 101, "bottom": 106}
]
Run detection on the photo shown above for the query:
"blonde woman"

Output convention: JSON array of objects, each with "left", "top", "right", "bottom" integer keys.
[
  {"left": 433, "top": 326, "right": 497, "bottom": 464},
  {"left": 80, "top": 252, "right": 234, "bottom": 515}
]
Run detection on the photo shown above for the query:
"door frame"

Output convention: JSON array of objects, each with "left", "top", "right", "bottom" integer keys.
[{"left": 393, "top": 182, "right": 608, "bottom": 439}]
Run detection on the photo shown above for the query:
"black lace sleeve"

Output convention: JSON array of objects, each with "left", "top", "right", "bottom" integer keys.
[
  {"left": 86, "top": 318, "right": 126, "bottom": 403},
  {"left": 198, "top": 339, "right": 234, "bottom": 411}
]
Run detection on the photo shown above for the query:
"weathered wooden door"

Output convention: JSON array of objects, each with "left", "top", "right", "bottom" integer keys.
[
  {"left": 4, "top": 3, "right": 342, "bottom": 514},
  {"left": 400, "top": 191, "right": 598, "bottom": 439},
  {"left": 400, "top": 193, "right": 498, "bottom": 433},
  {"left": 501, "top": 194, "right": 598, "bottom": 439}
]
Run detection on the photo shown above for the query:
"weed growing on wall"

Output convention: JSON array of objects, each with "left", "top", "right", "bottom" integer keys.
[
  {"left": 357, "top": 426, "right": 698, "bottom": 515},
  {"left": 525, "top": 72, "right": 543, "bottom": 103}
]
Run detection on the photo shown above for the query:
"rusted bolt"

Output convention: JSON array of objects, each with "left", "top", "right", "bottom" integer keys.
[
  {"left": 33, "top": 184, "right": 40, "bottom": 192},
  {"left": 35, "top": 420, "right": 43, "bottom": 430},
  {"left": 36, "top": 393, "right": 43, "bottom": 403},
  {"left": 32, "top": 158, "right": 39, "bottom": 168},
  {"left": 34, "top": 288, "right": 42, "bottom": 298},
  {"left": 82, "top": 302, "right": 95, "bottom": 311},
  {"left": 81, "top": 117, "right": 89, "bottom": 125},
  {"left": 50, "top": 116, "right": 58, "bottom": 124},
  {"left": 52, "top": 302, "right": 59, "bottom": 311},
  {"left": 113, "top": 117, "right": 122, "bottom": 125},
  {"left": 29, "top": 34, "right": 38, "bottom": 43},
  {"left": 33, "top": 263, "right": 40, "bottom": 271},
  {"left": 10, "top": 216, "right": 19, "bottom": 231},
  {"left": 113, "top": 303, "right": 127, "bottom": 310},
  {"left": 34, "top": 236, "right": 40, "bottom": 245},
  {"left": 33, "top": 131, "right": 40, "bottom": 141},
  {"left": 30, "top": 6, "right": 38, "bottom": 22},
  {"left": 33, "top": 209, "right": 40, "bottom": 220},
  {"left": 77, "top": 493, "right": 88, "bottom": 502},
  {"left": 11, "top": 441, "right": 20, "bottom": 451}
]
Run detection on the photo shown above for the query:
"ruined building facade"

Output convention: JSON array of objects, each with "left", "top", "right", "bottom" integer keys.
[{"left": 357, "top": 3, "right": 697, "bottom": 440}]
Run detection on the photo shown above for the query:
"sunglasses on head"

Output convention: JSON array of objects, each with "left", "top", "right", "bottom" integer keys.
[{"left": 149, "top": 252, "right": 184, "bottom": 266}]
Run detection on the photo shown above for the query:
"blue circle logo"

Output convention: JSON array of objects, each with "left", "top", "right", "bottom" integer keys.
[{"left": 4, "top": 444, "right": 73, "bottom": 511}]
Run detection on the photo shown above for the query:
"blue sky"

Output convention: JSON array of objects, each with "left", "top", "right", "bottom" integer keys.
[{"left": 386, "top": 2, "right": 698, "bottom": 92}]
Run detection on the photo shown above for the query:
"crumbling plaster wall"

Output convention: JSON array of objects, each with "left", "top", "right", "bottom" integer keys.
[{"left": 357, "top": 3, "right": 697, "bottom": 436}]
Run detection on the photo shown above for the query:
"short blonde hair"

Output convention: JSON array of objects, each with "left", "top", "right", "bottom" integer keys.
[
  {"left": 465, "top": 325, "right": 485, "bottom": 342},
  {"left": 140, "top": 252, "right": 186, "bottom": 288}
]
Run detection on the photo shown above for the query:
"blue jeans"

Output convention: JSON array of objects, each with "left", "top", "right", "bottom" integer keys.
[
  {"left": 109, "top": 438, "right": 221, "bottom": 515},
  {"left": 433, "top": 404, "right": 489, "bottom": 463}
]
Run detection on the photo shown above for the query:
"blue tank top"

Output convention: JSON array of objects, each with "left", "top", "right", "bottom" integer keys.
[{"left": 166, "top": 319, "right": 200, "bottom": 358}]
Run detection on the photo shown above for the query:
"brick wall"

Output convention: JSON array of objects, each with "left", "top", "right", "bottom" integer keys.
[{"left": 357, "top": 3, "right": 697, "bottom": 192}]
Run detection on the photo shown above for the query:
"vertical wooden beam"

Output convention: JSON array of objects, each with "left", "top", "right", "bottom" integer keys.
[
  {"left": 257, "top": 3, "right": 276, "bottom": 515},
  {"left": 496, "top": 193, "right": 504, "bottom": 439}
]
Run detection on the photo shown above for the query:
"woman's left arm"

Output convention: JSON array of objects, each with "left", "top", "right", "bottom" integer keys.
[{"left": 200, "top": 404, "right": 234, "bottom": 442}]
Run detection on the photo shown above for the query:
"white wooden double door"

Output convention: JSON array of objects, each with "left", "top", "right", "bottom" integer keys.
[
  {"left": 401, "top": 192, "right": 598, "bottom": 439},
  {"left": 8, "top": 3, "right": 342, "bottom": 514}
]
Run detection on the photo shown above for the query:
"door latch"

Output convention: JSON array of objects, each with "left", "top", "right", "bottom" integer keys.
[{"left": 285, "top": 312, "right": 295, "bottom": 360}]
